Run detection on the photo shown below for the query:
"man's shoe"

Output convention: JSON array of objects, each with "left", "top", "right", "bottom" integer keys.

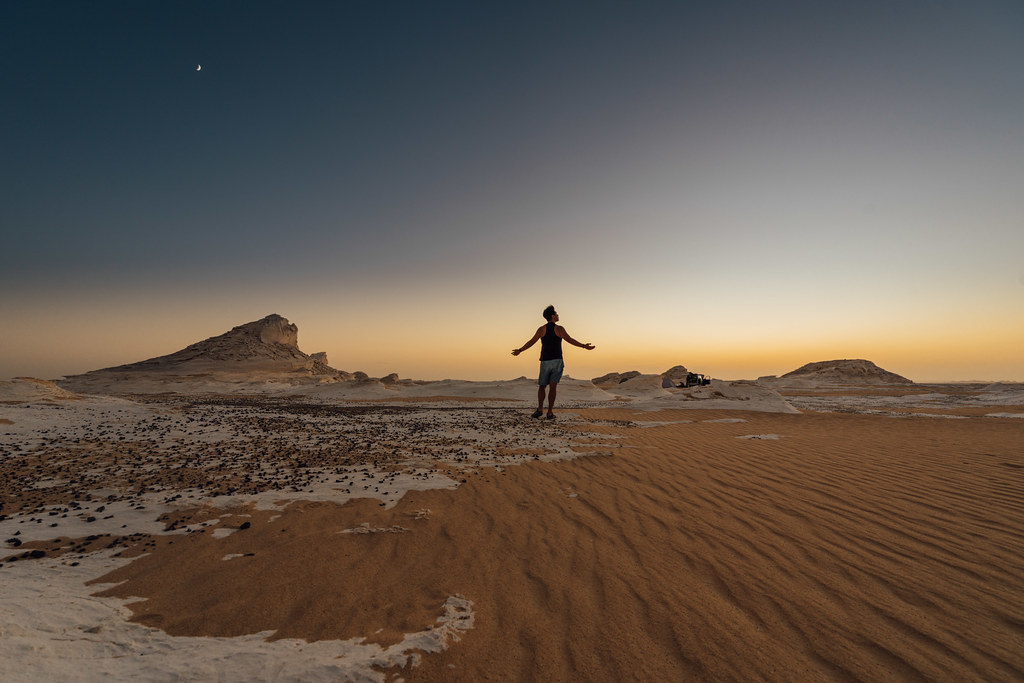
[{"left": 531, "top": 409, "right": 543, "bottom": 418}]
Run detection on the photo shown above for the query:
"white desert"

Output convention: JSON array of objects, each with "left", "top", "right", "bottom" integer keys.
[{"left": 2, "top": 315, "right": 1023, "bottom": 681}]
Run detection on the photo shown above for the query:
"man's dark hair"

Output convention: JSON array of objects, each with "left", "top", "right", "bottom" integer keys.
[{"left": 543, "top": 305, "right": 556, "bottom": 321}]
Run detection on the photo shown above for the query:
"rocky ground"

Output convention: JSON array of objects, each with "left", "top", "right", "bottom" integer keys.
[{"left": 1, "top": 394, "right": 619, "bottom": 568}]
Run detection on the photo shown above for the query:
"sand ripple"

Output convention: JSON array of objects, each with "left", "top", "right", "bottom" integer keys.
[{"left": 3, "top": 400, "right": 1022, "bottom": 681}]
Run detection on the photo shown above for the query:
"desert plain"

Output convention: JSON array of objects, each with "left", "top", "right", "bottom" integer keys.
[{"left": 2, "top": 316, "right": 1022, "bottom": 682}]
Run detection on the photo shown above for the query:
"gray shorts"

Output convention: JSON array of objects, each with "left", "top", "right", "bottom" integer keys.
[{"left": 538, "top": 359, "right": 564, "bottom": 386}]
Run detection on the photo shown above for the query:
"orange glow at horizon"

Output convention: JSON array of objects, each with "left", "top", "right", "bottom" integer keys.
[{"left": 3, "top": 282, "right": 1021, "bottom": 384}]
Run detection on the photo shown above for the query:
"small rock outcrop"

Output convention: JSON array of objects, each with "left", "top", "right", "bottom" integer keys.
[
  {"left": 591, "top": 371, "right": 641, "bottom": 387},
  {"left": 594, "top": 366, "right": 695, "bottom": 389},
  {"left": 309, "top": 352, "right": 335, "bottom": 375}
]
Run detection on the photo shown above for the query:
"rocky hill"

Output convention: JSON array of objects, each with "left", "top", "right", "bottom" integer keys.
[
  {"left": 61, "top": 315, "right": 339, "bottom": 393},
  {"left": 764, "top": 359, "right": 912, "bottom": 386}
]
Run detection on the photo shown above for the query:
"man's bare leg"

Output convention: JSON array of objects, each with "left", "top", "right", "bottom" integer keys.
[
  {"left": 546, "top": 383, "right": 557, "bottom": 416},
  {"left": 537, "top": 385, "right": 546, "bottom": 412}
]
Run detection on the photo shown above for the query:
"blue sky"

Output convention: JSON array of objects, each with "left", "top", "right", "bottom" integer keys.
[{"left": 3, "top": 1, "right": 1023, "bottom": 381}]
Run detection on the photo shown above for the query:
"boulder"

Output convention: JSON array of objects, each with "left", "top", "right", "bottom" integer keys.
[{"left": 660, "top": 365, "right": 690, "bottom": 382}]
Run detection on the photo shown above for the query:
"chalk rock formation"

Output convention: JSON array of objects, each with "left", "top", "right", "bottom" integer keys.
[
  {"left": 660, "top": 365, "right": 690, "bottom": 386},
  {"left": 309, "top": 352, "right": 335, "bottom": 374},
  {"left": 660, "top": 365, "right": 689, "bottom": 381},
  {"left": 255, "top": 315, "right": 299, "bottom": 348},
  {"left": 0, "top": 377, "right": 83, "bottom": 403},
  {"left": 605, "top": 373, "right": 669, "bottom": 397}
]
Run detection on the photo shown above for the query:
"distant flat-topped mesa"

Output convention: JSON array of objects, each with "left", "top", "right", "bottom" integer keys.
[
  {"left": 61, "top": 314, "right": 339, "bottom": 393},
  {"left": 760, "top": 359, "right": 912, "bottom": 386}
]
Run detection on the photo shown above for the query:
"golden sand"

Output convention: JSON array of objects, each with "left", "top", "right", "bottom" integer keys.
[{"left": 89, "top": 407, "right": 1024, "bottom": 681}]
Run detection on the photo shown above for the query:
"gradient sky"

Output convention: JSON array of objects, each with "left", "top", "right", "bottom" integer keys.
[{"left": 3, "top": 1, "right": 1022, "bottom": 383}]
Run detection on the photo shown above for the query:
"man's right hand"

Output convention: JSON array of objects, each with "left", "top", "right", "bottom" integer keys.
[{"left": 511, "top": 349, "right": 521, "bottom": 356}]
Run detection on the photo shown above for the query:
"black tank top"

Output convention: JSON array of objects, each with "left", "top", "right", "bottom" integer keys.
[{"left": 540, "top": 322, "right": 563, "bottom": 361}]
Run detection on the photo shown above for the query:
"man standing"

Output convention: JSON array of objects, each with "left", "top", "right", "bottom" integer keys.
[{"left": 511, "top": 305, "right": 595, "bottom": 419}]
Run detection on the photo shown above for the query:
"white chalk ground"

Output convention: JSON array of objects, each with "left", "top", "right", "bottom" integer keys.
[
  {"left": 0, "top": 551, "right": 473, "bottom": 683},
  {"left": 0, "top": 465, "right": 460, "bottom": 546},
  {"left": 0, "top": 467, "right": 471, "bottom": 681},
  {"left": 775, "top": 383, "right": 1024, "bottom": 417}
]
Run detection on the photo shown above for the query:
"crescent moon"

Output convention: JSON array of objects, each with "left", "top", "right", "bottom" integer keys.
[{"left": 196, "top": 64, "right": 202, "bottom": 71}]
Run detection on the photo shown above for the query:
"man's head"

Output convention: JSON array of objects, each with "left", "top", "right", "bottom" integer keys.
[{"left": 543, "top": 305, "right": 557, "bottom": 322}]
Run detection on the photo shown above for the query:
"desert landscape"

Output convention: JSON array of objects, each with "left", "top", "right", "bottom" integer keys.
[
  {"left": 7, "top": 2, "right": 1023, "bottom": 680},
  {"left": 2, "top": 315, "right": 1022, "bottom": 681}
]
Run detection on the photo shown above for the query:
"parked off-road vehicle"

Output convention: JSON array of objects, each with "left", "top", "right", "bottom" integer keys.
[{"left": 681, "top": 373, "right": 711, "bottom": 388}]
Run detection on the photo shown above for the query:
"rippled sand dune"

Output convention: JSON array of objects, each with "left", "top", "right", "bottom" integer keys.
[{"left": 77, "top": 408, "right": 1024, "bottom": 681}]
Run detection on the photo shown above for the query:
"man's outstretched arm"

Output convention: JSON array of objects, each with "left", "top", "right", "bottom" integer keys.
[
  {"left": 555, "top": 326, "right": 595, "bottom": 350},
  {"left": 511, "top": 327, "right": 544, "bottom": 356}
]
